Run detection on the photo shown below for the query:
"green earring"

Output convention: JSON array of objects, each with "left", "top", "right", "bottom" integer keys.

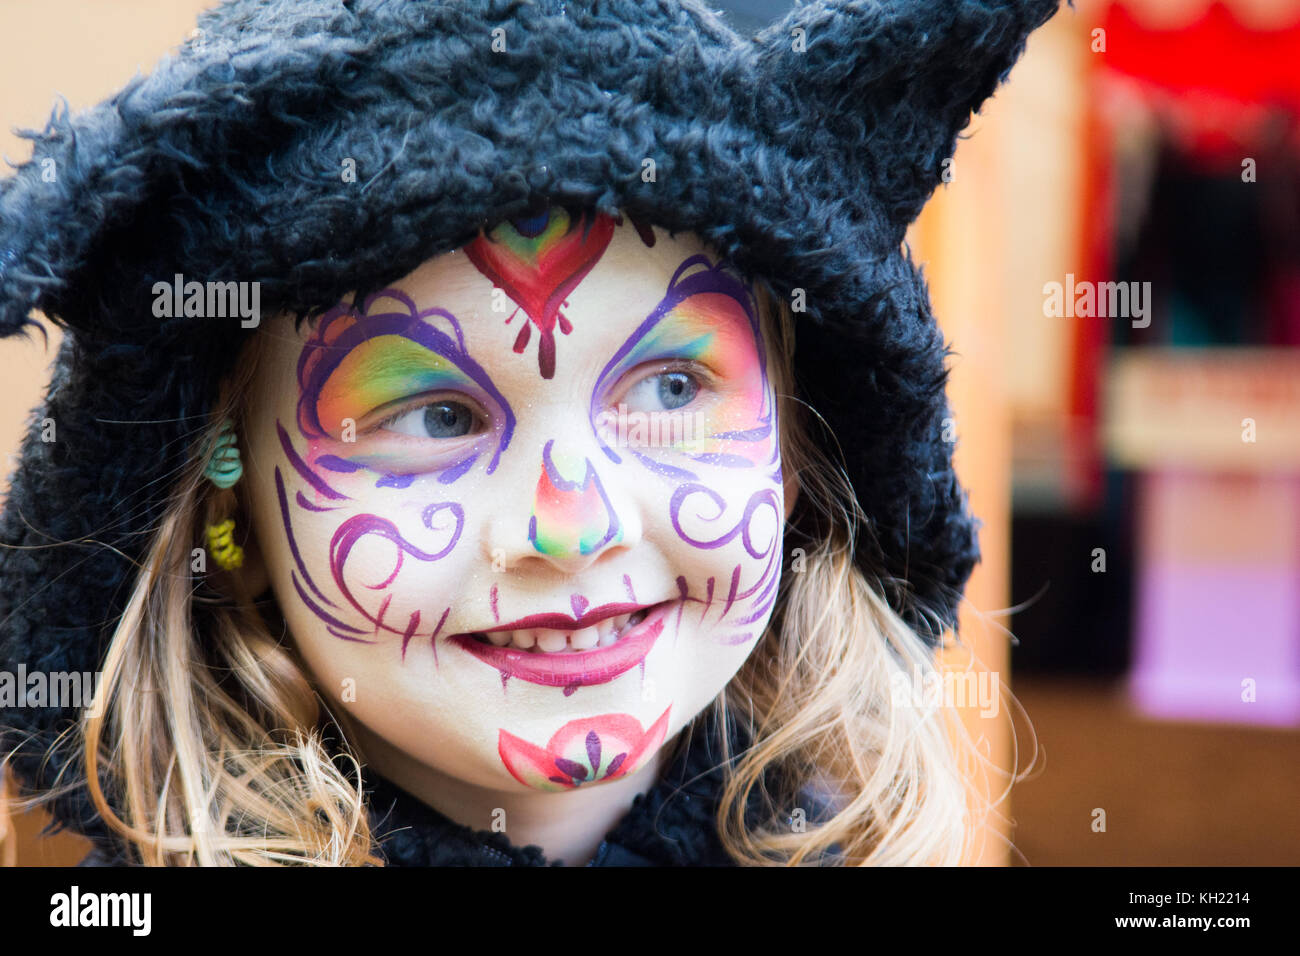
[{"left": 203, "top": 418, "right": 243, "bottom": 489}]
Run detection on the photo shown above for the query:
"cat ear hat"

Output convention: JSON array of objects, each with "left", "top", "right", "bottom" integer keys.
[{"left": 0, "top": 0, "right": 1061, "bottom": 837}]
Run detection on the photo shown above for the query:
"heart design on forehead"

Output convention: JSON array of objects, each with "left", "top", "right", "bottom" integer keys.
[{"left": 465, "top": 206, "right": 616, "bottom": 379}]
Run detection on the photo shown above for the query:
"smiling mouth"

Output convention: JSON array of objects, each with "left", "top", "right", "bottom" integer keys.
[
  {"left": 469, "top": 607, "right": 652, "bottom": 653},
  {"left": 448, "top": 600, "right": 675, "bottom": 691}
]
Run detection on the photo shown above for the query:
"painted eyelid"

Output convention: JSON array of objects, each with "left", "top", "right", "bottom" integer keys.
[
  {"left": 366, "top": 391, "right": 494, "bottom": 435},
  {"left": 604, "top": 359, "right": 718, "bottom": 407}
]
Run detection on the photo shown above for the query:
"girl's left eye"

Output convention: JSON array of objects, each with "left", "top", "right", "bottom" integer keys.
[
  {"left": 621, "top": 368, "right": 705, "bottom": 412},
  {"left": 375, "top": 399, "right": 484, "bottom": 439}
]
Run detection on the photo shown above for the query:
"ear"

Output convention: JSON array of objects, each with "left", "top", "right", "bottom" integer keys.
[
  {"left": 783, "top": 464, "right": 800, "bottom": 522},
  {"left": 235, "top": 515, "right": 272, "bottom": 603},
  {"left": 749, "top": 0, "right": 1064, "bottom": 247}
]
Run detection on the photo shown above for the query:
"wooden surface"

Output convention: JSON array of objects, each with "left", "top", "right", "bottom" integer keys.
[{"left": 1009, "top": 677, "right": 1300, "bottom": 865}]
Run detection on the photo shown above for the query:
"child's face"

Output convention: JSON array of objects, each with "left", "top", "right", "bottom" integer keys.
[{"left": 242, "top": 209, "right": 788, "bottom": 793}]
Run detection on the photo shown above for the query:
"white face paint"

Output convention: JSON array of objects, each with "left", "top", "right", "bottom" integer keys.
[{"left": 243, "top": 208, "right": 787, "bottom": 796}]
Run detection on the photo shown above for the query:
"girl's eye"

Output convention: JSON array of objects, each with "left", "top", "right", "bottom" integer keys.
[
  {"left": 623, "top": 369, "right": 702, "bottom": 412},
  {"left": 376, "top": 399, "right": 482, "bottom": 439}
]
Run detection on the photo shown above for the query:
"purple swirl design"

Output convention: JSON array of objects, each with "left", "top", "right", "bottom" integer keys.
[
  {"left": 670, "top": 484, "right": 784, "bottom": 645},
  {"left": 327, "top": 502, "right": 465, "bottom": 643},
  {"left": 278, "top": 421, "right": 349, "bottom": 501}
]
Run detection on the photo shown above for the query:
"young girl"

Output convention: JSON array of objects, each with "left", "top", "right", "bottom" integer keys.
[{"left": 0, "top": 0, "right": 1060, "bottom": 866}]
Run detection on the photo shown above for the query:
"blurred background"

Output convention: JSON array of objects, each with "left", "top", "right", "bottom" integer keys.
[{"left": 1, "top": 0, "right": 1297, "bottom": 866}]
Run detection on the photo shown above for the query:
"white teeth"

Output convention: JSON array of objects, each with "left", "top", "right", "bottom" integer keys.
[
  {"left": 474, "top": 606, "right": 659, "bottom": 653},
  {"left": 536, "top": 631, "right": 568, "bottom": 653}
]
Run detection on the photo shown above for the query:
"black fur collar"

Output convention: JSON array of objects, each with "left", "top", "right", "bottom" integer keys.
[{"left": 366, "top": 718, "right": 745, "bottom": 867}]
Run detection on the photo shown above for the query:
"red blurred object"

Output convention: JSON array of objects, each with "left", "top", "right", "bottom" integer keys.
[
  {"left": 1067, "top": 1, "right": 1300, "bottom": 507},
  {"left": 1103, "top": 2, "right": 1300, "bottom": 162}
]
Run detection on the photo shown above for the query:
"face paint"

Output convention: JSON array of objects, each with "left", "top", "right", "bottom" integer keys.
[
  {"left": 449, "top": 598, "right": 672, "bottom": 696},
  {"left": 242, "top": 216, "right": 784, "bottom": 816},
  {"left": 585, "top": 257, "right": 784, "bottom": 648},
  {"left": 297, "top": 288, "right": 516, "bottom": 484},
  {"left": 528, "top": 440, "right": 623, "bottom": 556},
  {"left": 591, "top": 256, "right": 777, "bottom": 479},
  {"left": 669, "top": 485, "right": 785, "bottom": 646},
  {"left": 498, "top": 707, "right": 672, "bottom": 791},
  {"left": 465, "top": 206, "right": 616, "bottom": 379}
]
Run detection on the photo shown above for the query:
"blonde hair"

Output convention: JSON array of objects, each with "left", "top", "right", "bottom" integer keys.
[
  {"left": 7, "top": 279, "right": 1000, "bottom": 866},
  {"left": 709, "top": 285, "right": 986, "bottom": 865}
]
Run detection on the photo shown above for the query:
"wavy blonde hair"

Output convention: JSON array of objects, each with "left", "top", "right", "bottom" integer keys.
[{"left": 6, "top": 278, "right": 1002, "bottom": 866}]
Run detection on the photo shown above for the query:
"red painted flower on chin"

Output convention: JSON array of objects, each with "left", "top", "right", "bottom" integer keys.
[{"left": 498, "top": 706, "right": 673, "bottom": 792}]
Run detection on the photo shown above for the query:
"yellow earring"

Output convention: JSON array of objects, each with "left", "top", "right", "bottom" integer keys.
[{"left": 206, "top": 517, "right": 244, "bottom": 571}]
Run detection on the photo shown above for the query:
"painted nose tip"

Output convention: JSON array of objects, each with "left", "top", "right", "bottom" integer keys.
[{"left": 528, "top": 439, "right": 623, "bottom": 559}]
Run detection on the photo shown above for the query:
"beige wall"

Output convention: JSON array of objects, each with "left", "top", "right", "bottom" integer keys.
[
  {"left": 0, "top": 0, "right": 218, "bottom": 867},
  {"left": 909, "top": 5, "right": 1092, "bottom": 864}
]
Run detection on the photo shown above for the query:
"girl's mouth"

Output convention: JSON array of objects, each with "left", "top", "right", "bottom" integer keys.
[
  {"left": 449, "top": 600, "right": 674, "bottom": 692},
  {"left": 470, "top": 607, "right": 651, "bottom": 653}
]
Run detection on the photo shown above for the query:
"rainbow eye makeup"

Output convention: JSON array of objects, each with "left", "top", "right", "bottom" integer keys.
[
  {"left": 296, "top": 289, "right": 516, "bottom": 479},
  {"left": 317, "top": 335, "right": 478, "bottom": 435},
  {"left": 591, "top": 256, "right": 776, "bottom": 474}
]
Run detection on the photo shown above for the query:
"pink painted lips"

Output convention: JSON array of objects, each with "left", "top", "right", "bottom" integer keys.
[{"left": 449, "top": 600, "right": 674, "bottom": 693}]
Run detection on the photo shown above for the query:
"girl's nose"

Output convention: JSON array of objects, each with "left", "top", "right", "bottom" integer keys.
[{"left": 485, "top": 439, "right": 643, "bottom": 574}]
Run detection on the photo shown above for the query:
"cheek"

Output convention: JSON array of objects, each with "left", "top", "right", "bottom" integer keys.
[
  {"left": 654, "top": 466, "right": 785, "bottom": 648},
  {"left": 256, "top": 419, "right": 477, "bottom": 664}
]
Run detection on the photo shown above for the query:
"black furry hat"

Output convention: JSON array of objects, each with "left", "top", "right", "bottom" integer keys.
[{"left": 0, "top": 0, "right": 1060, "bottom": 839}]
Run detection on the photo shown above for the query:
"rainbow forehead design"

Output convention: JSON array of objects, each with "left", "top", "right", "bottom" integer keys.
[{"left": 464, "top": 206, "right": 616, "bottom": 379}]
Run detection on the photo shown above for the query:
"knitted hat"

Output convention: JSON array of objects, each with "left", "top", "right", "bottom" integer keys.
[{"left": 0, "top": 0, "right": 1061, "bottom": 839}]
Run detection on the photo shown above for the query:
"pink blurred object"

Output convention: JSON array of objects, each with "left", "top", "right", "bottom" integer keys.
[{"left": 1128, "top": 469, "right": 1300, "bottom": 726}]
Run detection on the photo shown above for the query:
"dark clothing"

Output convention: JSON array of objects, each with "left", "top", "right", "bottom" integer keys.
[{"left": 75, "top": 718, "right": 825, "bottom": 867}]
